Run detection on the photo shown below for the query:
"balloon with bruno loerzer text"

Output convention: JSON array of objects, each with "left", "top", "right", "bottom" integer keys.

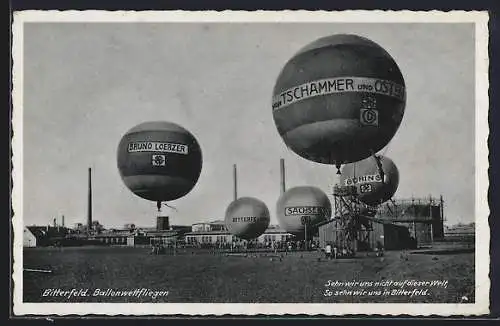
[
  {"left": 276, "top": 186, "right": 331, "bottom": 239},
  {"left": 117, "top": 121, "right": 203, "bottom": 209},
  {"left": 340, "top": 155, "right": 399, "bottom": 206},
  {"left": 272, "top": 34, "right": 406, "bottom": 172},
  {"left": 225, "top": 197, "right": 271, "bottom": 241}
]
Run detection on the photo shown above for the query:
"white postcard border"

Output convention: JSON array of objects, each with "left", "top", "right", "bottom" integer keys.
[{"left": 11, "top": 10, "right": 490, "bottom": 316}]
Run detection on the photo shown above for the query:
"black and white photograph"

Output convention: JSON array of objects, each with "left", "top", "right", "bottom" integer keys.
[{"left": 12, "top": 10, "right": 490, "bottom": 316}]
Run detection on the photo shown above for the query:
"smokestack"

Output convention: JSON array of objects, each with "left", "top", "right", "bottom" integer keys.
[
  {"left": 280, "top": 158, "right": 286, "bottom": 194},
  {"left": 233, "top": 164, "right": 238, "bottom": 201},
  {"left": 62, "top": 215, "right": 65, "bottom": 228},
  {"left": 88, "top": 167, "right": 92, "bottom": 233}
]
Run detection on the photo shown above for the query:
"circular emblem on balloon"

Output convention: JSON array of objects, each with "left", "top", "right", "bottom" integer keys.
[
  {"left": 272, "top": 34, "right": 406, "bottom": 167},
  {"left": 339, "top": 155, "right": 399, "bottom": 206},
  {"left": 225, "top": 197, "right": 271, "bottom": 241},
  {"left": 276, "top": 186, "right": 331, "bottom": 239},
  {"left": 117, "top": 121, "right": 203, "bottom": 203}
]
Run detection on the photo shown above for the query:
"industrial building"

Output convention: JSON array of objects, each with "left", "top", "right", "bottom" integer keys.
[
  {"left": 318, "top": 195, "right": 445, "bottom": 251},
  {"left": 376, "top": 197, "right": 445, "bottom": 244},
  {"left": 318, "top": 218, "right": 414, "bottom": 251},
  {"left": 191, "top": 220, "right": 227, "bottom": 232},
  {"left": 86, "top": 216, "right": 191, "bottom": 247},
  {"left": 185, "top": 223, "right": 292, "bottom": 247},
  {"left": 23, "top": 215, "right": 292, "bottom": 248},
  {"left": 23, "top": 225, "right": 73, "bottom": 247},
  {"left": 23, "top": 227, "right": 37, "bottom": 247}
]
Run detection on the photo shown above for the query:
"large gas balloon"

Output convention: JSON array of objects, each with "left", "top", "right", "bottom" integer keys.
[
  {"left": 340, "top": 155, "right": 399, "bottom": 206},
  {"left": 225, "top": 197, "right": 271, "bottom": 240},
  {"left": 272, "top": 34, "right": 406, "bottom": 170},
  {"left": 117, "top": 121, "right": 203, "bottom": 204},
  {"left": 276, "top": 186, "right": 331, "bottom": 239}
]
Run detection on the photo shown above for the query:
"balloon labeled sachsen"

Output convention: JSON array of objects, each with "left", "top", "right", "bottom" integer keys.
[
  {"left": 276, "top": 186, "right": 331, "bottom": 239},
  {"left": 117, "top": 121, "right": 203, "bottom": 203},
  {"left": 225, "top": 197, "right": 271, "bottom": 241},
  {"left": 272, "top": 34, "right": 406, "bottom": 168},
  {"left": 340, "top": 155, "right": 399, "bottom": 206}
]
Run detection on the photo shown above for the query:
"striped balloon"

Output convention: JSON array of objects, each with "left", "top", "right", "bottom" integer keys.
[
  {"left": 117, "top": 121, "right": 203, "bottom": 203},
  {"left": 272, "top": 34, "right": 406, "bottom": 168}
]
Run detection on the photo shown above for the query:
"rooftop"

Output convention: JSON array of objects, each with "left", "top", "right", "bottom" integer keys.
[
  {"left": 186, "top": 227, "right": 290, "bottom": 236},
  {"left": 192, "top": 220, "right": 226, "bottom": 225}
]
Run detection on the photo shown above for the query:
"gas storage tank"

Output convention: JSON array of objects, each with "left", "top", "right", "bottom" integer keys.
[
  {"left": 117, "top": 121, "right": 203, "bottom": 204},
  {"left": 272, "top": 34, "right": 406, "bottom": 169},
  {"left": 276, "top": 186, "right": 331, "bottom": 239},
  {"left": 340, "top": 155, "right": 399, "bottom": 206},
  {"left": 225, "top": 197, "right": 271, "bottom": 240}
]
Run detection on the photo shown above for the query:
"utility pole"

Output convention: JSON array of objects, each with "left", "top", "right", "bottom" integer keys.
[
  {"left": 280, "top": 158, "right": 286, "bottom": 195},
  {"left": 233, "top": 164, "right": 238, "bottom": 201},
  {"left": 302, "top": 216, "right": 311, "bottom": 251}
]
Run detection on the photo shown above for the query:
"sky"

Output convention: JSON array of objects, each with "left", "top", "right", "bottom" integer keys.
[{"left": 21, "top": 22, "right": 476, "bottom": 228}]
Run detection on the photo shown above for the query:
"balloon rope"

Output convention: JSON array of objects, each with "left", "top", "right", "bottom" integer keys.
[
  {"left": 163, "top": 202, "right": 178, "bottom": 212},
  {"left": 382, "top": 140, "right": 392, "bottom": 157},
  {"left": 374, "top": 154, "right": 386, "bottom": 184}
]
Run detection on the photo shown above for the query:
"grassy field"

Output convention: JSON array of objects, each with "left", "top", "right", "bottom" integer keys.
[{"left": 23, "top": 245, "right": 475, "bottom": 303}]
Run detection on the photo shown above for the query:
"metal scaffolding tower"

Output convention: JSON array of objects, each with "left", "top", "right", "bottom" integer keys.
[{"left": 331, "top": 185, "right": 375, "bottom": 253}]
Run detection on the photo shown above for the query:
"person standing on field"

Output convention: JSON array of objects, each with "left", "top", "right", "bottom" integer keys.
[{"left": 325, "top": 243, "right": 332, "bottom": 259}]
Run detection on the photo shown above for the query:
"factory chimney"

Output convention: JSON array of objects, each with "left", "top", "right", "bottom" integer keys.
[
  {"left": 88, "top": 167, "right": 93, "bottom": 233},
  {"left": 280, "top": 158, "right": 286, "bottom": 195},
  {"left": 233, "top": 164, "right": 238, "bottom": 201},
  {"left": 62, "top": 215, "right": 65, "bottom": 228}
]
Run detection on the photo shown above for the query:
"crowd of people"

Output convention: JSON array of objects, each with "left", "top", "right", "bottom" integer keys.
[
  {"left": 147, "top": 234, "right": 384, "bottom": 260},
  {"left": 322, "top": 241, "right": 384, "bottom": 259},
  {"left": 150, "top": 239, "right": 385, "bottom": 258},
  {"left": 323, "top": 243, "right": 354, "bottom": 259},
  {"left": 185, "top": 239, "right": 321, "bottom": 252},
  {"left": 150, "top": 239, "right": 322, "bottom": 255}
]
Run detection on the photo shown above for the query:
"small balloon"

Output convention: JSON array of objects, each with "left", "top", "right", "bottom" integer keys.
[
  {"left": 276, "top": 186, "right": 331, "bottom": 239},
  {"left": 340, "top": 155, "right": 399, "bottom": 206},
  {"left": 225, "top": 197, "right": 270, "bottom": 241}
]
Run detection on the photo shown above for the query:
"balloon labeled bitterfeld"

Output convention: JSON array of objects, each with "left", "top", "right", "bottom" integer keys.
[
  {"left": 272, "top": 34, "right": 406, "bottom": 167},
  {"left": 117, "top": 121, "right": 203, "bottom": 203},
  {"left": 225, "top": 197, "right": 270, "bottom": 241}
]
